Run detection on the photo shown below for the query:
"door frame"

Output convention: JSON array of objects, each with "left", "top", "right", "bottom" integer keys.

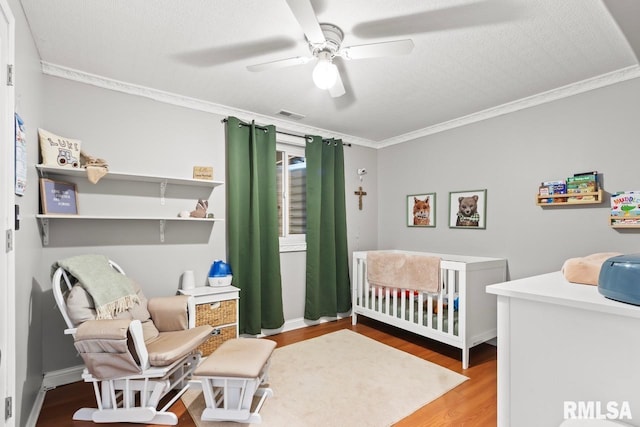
[{"left": 0, "top": 0, "right": 15, "bottom": 425}]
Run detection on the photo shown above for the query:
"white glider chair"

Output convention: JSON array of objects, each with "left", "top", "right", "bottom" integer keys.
[{"left": 52, "top": 255, "right": 213, "bottom": 425}]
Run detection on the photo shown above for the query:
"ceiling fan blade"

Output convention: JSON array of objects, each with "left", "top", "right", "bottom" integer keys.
[
  {"left": 328, "top": 70, "right": 346, "bottom": 98},
  {"left": 247, "top": 56, "right": 313, "bottom": 72},
  {"left": 352, "top": 1, "right": 527, "bottom": 39},
  {"left": 341, "top": 39, "right": 414, "bottom": 60},
  {"left": 173, "top": 37, "right": 297, "bottom": 68},
  {"left": 284, "top": 0, "right": 326, "bottom": 44}
]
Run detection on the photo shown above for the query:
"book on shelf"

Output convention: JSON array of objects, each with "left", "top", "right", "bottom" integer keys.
[
  {"left": 539, "top": 180, "right": 566, "bottom": 203},
  {"left": 567, "top": 174, "right": 598, "bottom": 187},
  {"left": 573, "top": 170, "right": 598, "bottom": 178},
  {"left": 566, "top": 173, "right": 598, "bottom": 202},
  {"left": 611, "top": 191, "right": 640, "bottom": 219},
  {"left": 611, "top": 217, "right": 640, "bottom": 226}
]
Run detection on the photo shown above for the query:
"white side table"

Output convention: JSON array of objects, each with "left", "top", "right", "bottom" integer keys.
[{"left": 179, "top": 285, "right": 240, "bottom": 356}]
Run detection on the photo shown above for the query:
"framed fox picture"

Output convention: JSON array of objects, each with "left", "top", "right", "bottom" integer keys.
[{"left": 407, "top": 193, "right": 435, "bottom": 227}]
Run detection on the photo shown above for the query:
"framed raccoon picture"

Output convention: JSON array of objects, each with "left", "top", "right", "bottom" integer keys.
[
  {"left": 407, "top": 193, "right": 435, "bottom": 227},
  {"left": 448, "top": 189, "right": 486, "bottom": 229}
]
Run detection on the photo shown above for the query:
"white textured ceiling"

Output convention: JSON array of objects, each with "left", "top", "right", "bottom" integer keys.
[{"left": 20, "top": 0, "right": 640, "bottom": 146}]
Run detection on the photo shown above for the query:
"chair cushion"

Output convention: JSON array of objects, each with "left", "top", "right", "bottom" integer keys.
[
  {"left": 195, "top": 338, "right": 277, "bottom": 378},
  {"left": 74, "top": 319, "right": 142, "bottom": 380},
  {"left": 66, "top": 281, "right": 160, "bottom": 341},
  {"left": 147, "top": 295, "right": 190, "bottom": 332},
  {"left": 145, "top": 325, "right": 213, "bottom": 367}
]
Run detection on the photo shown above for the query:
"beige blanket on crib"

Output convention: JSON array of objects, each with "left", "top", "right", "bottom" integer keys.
[{"left": 367, "top": 251, "right": 441, "bottom": 293}]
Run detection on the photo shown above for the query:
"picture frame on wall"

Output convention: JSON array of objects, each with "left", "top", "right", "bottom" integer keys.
[
  {"left": 40, "top": 178, "right": 78, "bottom": 215},
  {"left": 407, "top": 193, "right": 435, "bottom": 227},
  {"left": 449, "top": 189, "right": 486, "bottom": 229}
]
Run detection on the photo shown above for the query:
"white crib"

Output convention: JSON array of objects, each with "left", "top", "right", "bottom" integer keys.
[{"left": 351, "top": 250, "right": 507, "bottom": 369}]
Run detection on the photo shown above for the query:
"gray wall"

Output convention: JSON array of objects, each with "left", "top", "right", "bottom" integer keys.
[{"left": 378, "top": 77, "right": 640, "bottom": 280}]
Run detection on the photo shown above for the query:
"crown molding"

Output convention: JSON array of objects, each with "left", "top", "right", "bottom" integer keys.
[
  {"left": 377, "top": 65, "right": 640, "bottom": 148},
  {"left": 40, "top": 61, "right": 377, "bottom": 148},
  {"left": 42, "top": 61, "right": 640, "bottom": 150}
]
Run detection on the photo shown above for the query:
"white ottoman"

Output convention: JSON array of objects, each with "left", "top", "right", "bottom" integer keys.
[{"left": 192, "top": 338, "right": 276, "bottom": 423}]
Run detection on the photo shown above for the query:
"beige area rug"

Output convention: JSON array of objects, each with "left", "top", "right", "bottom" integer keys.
[{"left": 182, "top": 329, "right": 468, "bottom": 427}]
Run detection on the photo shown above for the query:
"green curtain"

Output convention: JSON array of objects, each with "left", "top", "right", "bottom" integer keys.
[
  {"left": 305, "top": 136, "right": 352, "bottom": 320},
  {"left": 226, "top": 116, "right": 284, "bottom": 334}
]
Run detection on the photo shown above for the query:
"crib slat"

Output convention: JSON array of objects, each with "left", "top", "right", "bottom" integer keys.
[
  {"left": 427, "top": 293, "right": 433, "bottom": 328},
  {"left": 384, "top": 287, "right": 390, "bottom": 316},
  {"left": 447, "top": 270, "right": 453, "bottom": 335},
  {"left": 392, "top": 289, "right": 398, "bottom": 318},
  {"left": 447, "top": 268, "right": 456, "bottom": 336},
  {"left": 437, "top": 281, "right": 444, "bottom": 333},
  {"left": 358, "top": 259, "right": 364, "bottom": 305},
  {"left": 363, "top": 260, "right": 369, "bottom": 309},
  {"left": 407, "top": 290, "right": 415, "bottom": 323},
  {"left": 457, "top": 268, "right": 466, "bottom": 342}
]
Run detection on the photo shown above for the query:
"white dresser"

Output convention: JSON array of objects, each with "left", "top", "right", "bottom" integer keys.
[{"left": 487, "top": 272, "right": 640, "bottom": 427}]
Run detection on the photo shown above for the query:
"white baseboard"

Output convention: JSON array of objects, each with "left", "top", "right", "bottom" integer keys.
[
  {"left": 42, "top": 365, "right": 84, "bottom": 389},
  {"left": 27, "top": 365, "right": 86, "bottom": 426},
  {"left": 25, "top": 388, "right": 46, "bottom": 427},
  {"left": 258, "top": 314, "right": 350, "bottom": 337}
]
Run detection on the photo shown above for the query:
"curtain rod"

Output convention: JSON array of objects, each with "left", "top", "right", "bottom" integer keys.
[{"left": 221, "top": 118, "right": 351, "bottom": 147}]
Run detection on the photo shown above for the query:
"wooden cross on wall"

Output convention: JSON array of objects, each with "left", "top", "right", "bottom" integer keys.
[{"left": 354, "top": 186, "right": 367, "bottom": 210}]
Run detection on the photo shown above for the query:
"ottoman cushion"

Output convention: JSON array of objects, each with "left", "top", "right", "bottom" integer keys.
[{"left": 195, "top": 338, "right": 276, "bottom": 378}]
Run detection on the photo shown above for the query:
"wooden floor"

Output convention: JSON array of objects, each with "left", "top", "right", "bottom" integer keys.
[{"left": 37, "top": 317, "right": 497, "bottom": 426}]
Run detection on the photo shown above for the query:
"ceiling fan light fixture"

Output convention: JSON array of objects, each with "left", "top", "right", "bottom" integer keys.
[{"left": 312, "top": 52, "right": 338, "bottom": 90}]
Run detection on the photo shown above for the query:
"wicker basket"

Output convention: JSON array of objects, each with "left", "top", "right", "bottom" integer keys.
[
  {"left": 195, "top": 300, "right": 236, "bottom": 328},
  {"left": 195, "top": 299, "right": 238, "bottom": 356},
  {"left": 198, "top": 325, "right": 237, "bottom": 356}
]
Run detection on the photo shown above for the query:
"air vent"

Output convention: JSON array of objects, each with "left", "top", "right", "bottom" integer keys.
[{"left": 277, "top": 110, "right": 305, "bottom": 120}]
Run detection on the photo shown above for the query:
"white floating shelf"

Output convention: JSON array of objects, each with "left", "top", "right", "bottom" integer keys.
[
  {"left": 35, "top": 214, "right": 223, "bottom": 221},
  {"left": 36, "top": 215, "right": 223, "bottom": 245},
  {"left": 36, "top": 164, "right": 223, "bottom": 188}
]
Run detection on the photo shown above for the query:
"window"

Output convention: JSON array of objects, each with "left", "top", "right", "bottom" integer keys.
[{"left": 276, "top": 144, "right": 306, "bottom": 252}]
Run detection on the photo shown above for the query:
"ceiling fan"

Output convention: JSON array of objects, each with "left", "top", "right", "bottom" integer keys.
[{"left": 246, "top": 0, "right": 414, "bottom": 98}]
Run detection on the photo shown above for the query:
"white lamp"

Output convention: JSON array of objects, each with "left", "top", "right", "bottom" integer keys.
[{"left": 312, "top": 51, "right": 338, "bottom": 90}]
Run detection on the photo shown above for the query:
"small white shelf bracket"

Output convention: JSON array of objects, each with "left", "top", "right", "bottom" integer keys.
[
  {"left": 159, "top": 219, "right": 166, "bottom": 243},
  {"left": 41, "top": 218, "right": 49, "bottom": 246},
  {"left": 160, "top": 180, "right": 168, "bottom": 206}
]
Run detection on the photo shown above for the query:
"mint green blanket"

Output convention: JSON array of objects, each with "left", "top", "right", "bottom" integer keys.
[{"left": 53, "top": 254, "right": 140, "bottom": 320}]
